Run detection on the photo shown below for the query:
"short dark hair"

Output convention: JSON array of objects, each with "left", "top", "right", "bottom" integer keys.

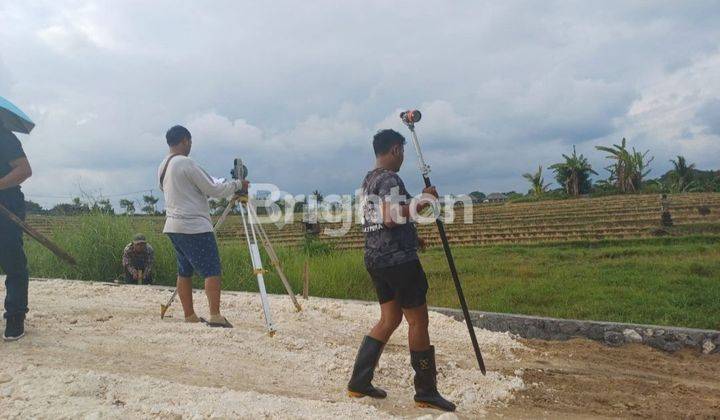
[
  {"left": 373, "top": 129, "right": 406, "bottom": 156},
  {"left": 166, "top": 125, "right": 191, "bottom": 146}
]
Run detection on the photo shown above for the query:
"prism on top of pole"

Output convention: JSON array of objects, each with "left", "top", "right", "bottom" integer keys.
[{"left": 400, "top": 110, "right": 431, "bottom": 178}]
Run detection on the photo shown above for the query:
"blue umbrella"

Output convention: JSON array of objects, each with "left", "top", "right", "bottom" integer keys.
[{"left": 0, "top": 95, "right": 35, "bottom": 134}]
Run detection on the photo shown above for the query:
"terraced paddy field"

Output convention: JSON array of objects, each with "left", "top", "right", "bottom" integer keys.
[{"left": 27, "top": 192, "right": 720, "bottom": 248}]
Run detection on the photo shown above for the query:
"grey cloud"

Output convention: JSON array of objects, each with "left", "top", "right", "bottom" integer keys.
[
  {"left": 697, "top": 99, "right": 720, "bottom": 136},
  {"left": 1, "top": 1, "right": 719, "bottom": 207}
]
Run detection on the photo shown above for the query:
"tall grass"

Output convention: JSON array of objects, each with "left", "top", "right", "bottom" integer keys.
[
  {"left": 18, "top": 214, "right": 720, "bottom": 329},
  {"left": 22, "top": 213, "right": 376, "bottom": 299}
]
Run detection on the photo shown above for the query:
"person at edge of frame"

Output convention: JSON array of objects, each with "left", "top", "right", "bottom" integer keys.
[
  {"left": 0, "top": 127, "right": 32, "bottom": 341},
  {"left": 158, "top": 125, "right": 248, "bottom": 328},
  {"left": 347, "top": 128, "right": 456, "bottom": 412}
]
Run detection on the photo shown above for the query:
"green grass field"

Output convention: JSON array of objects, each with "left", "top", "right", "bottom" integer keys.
[{"left": 20, "top": 214, "right": 720, "bottom": 330}]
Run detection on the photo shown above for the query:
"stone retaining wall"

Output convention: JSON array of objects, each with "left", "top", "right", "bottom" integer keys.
[{"left": 432, "top": 307, "right": 720, "bottom": 354}]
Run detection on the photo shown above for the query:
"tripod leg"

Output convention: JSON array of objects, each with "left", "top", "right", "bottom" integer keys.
[
  {"left": 249, "top": 242, "right": 276, "bottom": 335},
  {"left": 248, "top": 205, "right": 302, "bottom": 312},
  {"left": 213, "top": 196, "right": 238, "bottom": 231},
  {"left": 239, "top": 202, "right": 276, "bottom": 335}
]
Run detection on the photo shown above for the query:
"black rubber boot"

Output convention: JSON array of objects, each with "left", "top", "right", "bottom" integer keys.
[
  {"left": 411, "top": 346, "right": 456, "bottom": 412},
  {"left": 3, "top": 314, "right": 26, "bottom": 342},
  {"left": 347, "top": 335, "right": 387, "bottom": 398}
]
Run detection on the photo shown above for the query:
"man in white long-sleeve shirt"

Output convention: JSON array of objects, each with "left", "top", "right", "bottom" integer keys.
[{"left": 158, "top": 125, "right": 248, "bottom": 327}]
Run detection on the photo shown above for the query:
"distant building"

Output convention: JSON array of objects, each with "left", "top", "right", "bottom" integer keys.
[{"left": 486, "top": 193, "right": 507, "bottom": 203}]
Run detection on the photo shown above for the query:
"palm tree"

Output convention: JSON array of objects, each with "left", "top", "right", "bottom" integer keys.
[
  {"left": 549, "top": 146, "right": 597, "bottom": 196},
  {"left": 596, "top": 138, "right": 653, "bottom": 193},
  {"left": 668, "top": 155, "right": 696, "bottom": 192},
  {"left": 311, "top": 190, "right": 323, "bottom": 203},
  {"left": 92, "top": 199, "right": 115, "bottom": 214},
  {"left": 119, "top": 199, "right": 136, "bottom": 215},
  {"left": 142, "top": 194, "right": 159, "bottom": 215},
  {"left": 522, "top": 165, "right": 550, "bottom": 197}
]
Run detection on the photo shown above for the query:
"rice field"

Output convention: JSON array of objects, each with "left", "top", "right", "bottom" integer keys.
[{"left": 20, "top": 207, "right": 720, "bottom": 330}]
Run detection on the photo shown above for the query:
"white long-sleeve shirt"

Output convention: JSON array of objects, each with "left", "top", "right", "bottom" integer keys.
[{"left": 158, "top": 155, "right": 241, "bottom": 234}]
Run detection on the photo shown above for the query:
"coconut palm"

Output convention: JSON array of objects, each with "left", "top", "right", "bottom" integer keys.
[
  {"left": 522, "top": 165, "right": 551, "bottom": 197},
  {"left": 549, "top": 146, "right": 597, "bottom": 196},
  {"left": 668, "top": 155, "right": 696, "bottom": 192}
]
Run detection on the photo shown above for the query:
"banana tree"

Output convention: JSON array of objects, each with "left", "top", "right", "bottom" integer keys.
[
  {"left": 596, "top": 138, "right": 653, "bottom": 193},
  {"left": 628, "top": 148, "right": 654, "bottom": 192}
]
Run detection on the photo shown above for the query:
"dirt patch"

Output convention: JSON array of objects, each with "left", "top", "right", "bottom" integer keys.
[
  {"left": 0, "top": 279, "right": 522, "bottom": 419},
  {"left": 0, "top": 279, "right": 718, "bottom": 418},
  {"left": 495, "top": 339, "right": 720, "bottom": 418}
]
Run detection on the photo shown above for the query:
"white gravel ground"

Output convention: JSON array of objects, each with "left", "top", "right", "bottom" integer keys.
[{"left": 0, "top": 279, "right": 524, "bottom": 419}]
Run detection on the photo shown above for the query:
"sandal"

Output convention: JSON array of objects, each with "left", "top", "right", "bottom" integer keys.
[{"left": 201, "top": 315, "right": 233, "bottom": 328}]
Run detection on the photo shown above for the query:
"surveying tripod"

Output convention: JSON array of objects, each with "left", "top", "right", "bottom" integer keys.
[{"left": 160, "top": 158, "right": 301, "bottom": 335}]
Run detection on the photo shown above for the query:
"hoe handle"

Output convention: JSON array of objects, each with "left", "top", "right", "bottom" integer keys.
[{"left": 0, "top": 203, "right": 77, "bottom": 266}]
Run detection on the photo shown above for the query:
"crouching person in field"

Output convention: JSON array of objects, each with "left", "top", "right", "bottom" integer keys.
[
  {"left": 122, "top": 234, "right": 154, "bottom": 284},
  {"left": 347, "top": 129, "right": 455, "bottom": 412},
  {"left": 158, "top": 125, "right": 248, "bottom": 328}
]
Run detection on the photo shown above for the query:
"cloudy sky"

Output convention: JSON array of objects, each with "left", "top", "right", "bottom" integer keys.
[{"left": 1, "top": 1, "right": 719, "bottom": 209}]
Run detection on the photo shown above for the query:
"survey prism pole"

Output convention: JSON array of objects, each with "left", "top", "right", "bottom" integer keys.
[{"left": 401, "top": 111, "right": 486, "bottom": 375}]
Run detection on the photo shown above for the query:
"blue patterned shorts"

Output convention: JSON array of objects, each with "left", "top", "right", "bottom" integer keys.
[{"left": 166, "top": 232, "right": 222, "bottom": 278}]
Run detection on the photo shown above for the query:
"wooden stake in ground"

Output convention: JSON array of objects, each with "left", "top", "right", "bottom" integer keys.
[
  {"left": 160, "top": 289, "right": 177, "bottom": 319},
  {"left": 302, "top": 260, "right": 309, "bottom": 300},
  {"left": 0, "top": 202, "right": 77, "bottom": 266}
]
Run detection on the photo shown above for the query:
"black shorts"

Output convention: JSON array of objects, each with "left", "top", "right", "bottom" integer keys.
[{"left": 367, "top": 259, "right": 429, "bottom": 308}]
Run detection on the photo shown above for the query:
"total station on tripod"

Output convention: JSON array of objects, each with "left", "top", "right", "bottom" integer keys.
[{"left": 230, "top": 157, "right": 250, "bottom": 196}]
